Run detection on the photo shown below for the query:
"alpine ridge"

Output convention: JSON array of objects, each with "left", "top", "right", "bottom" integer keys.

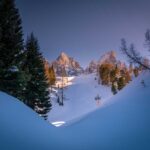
[{"left": 51, "top": 52, "right": 84, "bottom": 76}]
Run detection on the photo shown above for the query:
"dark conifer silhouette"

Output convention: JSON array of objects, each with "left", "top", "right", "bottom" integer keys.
[
  {"left": 0, "top": 0, "right": 28, "bottom": 100},
  {"left": 24, "top": 33, "right": 51, "bottom": 119}
]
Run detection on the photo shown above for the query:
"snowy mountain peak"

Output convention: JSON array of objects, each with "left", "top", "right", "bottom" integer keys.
[
  {"left": 60, "top": 52, "right": 67, "bottom": 57},
  {"left": 52, "top": 52, "right": 84, "bottom": 76},
  {"left": 57, "top": 52, "right": 70, "bottom": 65}
]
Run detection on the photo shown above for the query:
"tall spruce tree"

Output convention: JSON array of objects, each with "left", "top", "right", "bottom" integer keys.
[
  {"left": 0, "top": 0, "right": 27, "bottom": 100},
  {"left": 25, "top": 33, "right": 51, "bottom": 119}
]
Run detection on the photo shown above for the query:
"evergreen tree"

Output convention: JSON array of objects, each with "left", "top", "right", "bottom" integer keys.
[
  {"left": 99, "top": 64, "right": 113, "bottom": 85},
  {"left": 110, "top": 65, "right": 119, "bottom": 83},
  {"left": 117, "top": 77, "right": 126, "bottom": 90},
  {"left": 111, "top": 82, "right": 117, "bottom": 95},
  {"left": 24, "top": 33, "right": 51, "bottom": 119},
  {"left": 0, "top": 0, "right": 28, "bottom": 100}
]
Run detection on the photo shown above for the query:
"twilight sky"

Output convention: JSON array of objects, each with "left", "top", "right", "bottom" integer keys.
[{"left": 16, "top": 0, "right": 150, "bottom": 67}]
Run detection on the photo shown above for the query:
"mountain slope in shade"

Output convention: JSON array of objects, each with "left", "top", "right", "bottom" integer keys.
[
  {"left": 52, "top": 52, "right": 83, "bottom": 76},
  {"left": 0, "top": 72, "right": 150, "bottom": 150}
]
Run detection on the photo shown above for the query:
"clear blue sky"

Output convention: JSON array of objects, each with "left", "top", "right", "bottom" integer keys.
[{"left": 16, "top": 0, "right": 150, "bottom": 67}]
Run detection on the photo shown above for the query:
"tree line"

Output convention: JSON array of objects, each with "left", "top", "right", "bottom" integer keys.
[
  {"left": 98, "top": 59, "right": 142, "bottom": 95},
  {"left": 0, "top": 0, "right": 56, "bottom": 119},
  {"left": 98, "top": 30, "right": 150, "bottom": 95}
]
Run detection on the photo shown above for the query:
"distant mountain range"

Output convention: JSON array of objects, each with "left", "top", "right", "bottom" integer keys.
[{"left": 47, "top": 51, "right": 128, "bottom": 76}]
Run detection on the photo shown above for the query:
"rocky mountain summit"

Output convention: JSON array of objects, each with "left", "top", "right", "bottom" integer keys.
[{"left": 51, "top": 52, "right": 83, "bottom": 76}]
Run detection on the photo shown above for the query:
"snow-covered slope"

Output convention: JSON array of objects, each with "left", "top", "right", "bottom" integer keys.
[
  {"left": 0, "top": 71, "right": 150, "bottom": 150},
  {"left": 64, "top": 71, "right": 150, "bottom": 150},
  {"left": 0, "top": 92, "right": 61, "bottom": 150},
  {"left": 48, "top": 73, "right": 112, "bottom": 124}
]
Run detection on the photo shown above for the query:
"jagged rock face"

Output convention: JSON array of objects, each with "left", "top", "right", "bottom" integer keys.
[
  {"left": 56, "top": 52, "right": 70, "bottom": 66},
  {"left": 52, "top": 52, "right": 83, "bottom": 76},
  {"left": 98, "top": 51, "right": 117, "bottom": 65}
]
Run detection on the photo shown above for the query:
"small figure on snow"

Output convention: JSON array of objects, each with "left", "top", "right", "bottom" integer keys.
[{"left": 95, "top": 94, "right": 101, "bottom": 106}]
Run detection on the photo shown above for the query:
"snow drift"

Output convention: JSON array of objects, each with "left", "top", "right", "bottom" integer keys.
[{"left": 0, "top": 71, "right": 150, "bottom": 150}]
